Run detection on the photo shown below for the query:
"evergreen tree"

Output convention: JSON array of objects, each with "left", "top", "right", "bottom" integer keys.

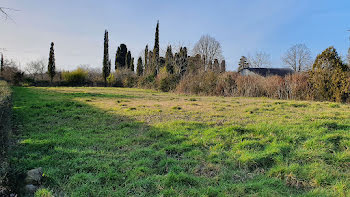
[
  {"left": 148, "top": 50, "right": 153, "bottom": 74},
  {"left": 130, "top": 57, "right": 135, "bottom": 72},
  {"left": 102, "top": 30, "right": 111, "bottom": 86},
  {"left": 179, "top": 47, "right": 188, "bottom": 76},
  {"left": 0, "top": 53, "right": 3, "bottom": 75},
  {"left": 238, "top": 56, "right": 250, "bottom": 72},
  {"left": 165, "top": 45, "right": 174, "bottom": 74},
  {"left": 152, "top": 21, "right": 160, "bottom": 75},
  {"left": 213, "top": 59, "right": 220, "bottom": 72},
  {"left": 48, "top": 42, "right": 56, "bottom": 83},
  {"left": 115, "top": 44, "right": 128, "bottom": 70},
  {"left": 136, "top": 57, "right": 143, "bottom": 76},
  {"left": 220, "top": 60, "right": 226, "bottom": 73},
  {"left": 310, "top": 46, "right": 349, "bottom": 102},
  {"left": 144, "top": 45, "right": 148, "bottom": 73},
  {"left": 126, "top": 51, "right": 132, "bottom": 69}
]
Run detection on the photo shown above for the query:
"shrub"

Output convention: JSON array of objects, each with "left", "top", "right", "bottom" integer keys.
[
  {"left": 176, "top": 70, "right": 218, "bottom": 95},
  {"left": 113, "top": 69, "right": 137, "bottom": 87},
  {"left": 106, "top": 73, "right": 116, "bottom": 86},
  {"left": 35, "top": 188, "right": 54, "bottom": 197},
  {"left": 138, "top": 74, "right": 156, "bottom": 89},
  {"left": 235, "top": 75, "right": 265, "bottom": 97},
  {"left": 176, "top": 71, "right": 329, "bottom": 102},
  {"left": 0, "top": 81, "right": 11, "bottom": 196},
  {"left": 62, "top": 68, "right": 88, "bottom": 86},
  {"left": 214, "top": 72, "right": 238, "bottom": 96},
  {"left": 156, "top": 67, "right": 180, "bottom": 92},
  {"left": 284, "top": 72, "right": 311, "bottom": 100}
]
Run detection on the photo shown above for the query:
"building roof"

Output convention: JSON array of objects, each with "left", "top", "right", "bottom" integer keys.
[{"left": 240, "top": 68, "right": 294, "bottom": 77}]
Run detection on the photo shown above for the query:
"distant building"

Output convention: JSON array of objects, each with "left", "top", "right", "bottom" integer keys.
[{"left": 239, "top": 68, "right": 294, "bottom": 77}]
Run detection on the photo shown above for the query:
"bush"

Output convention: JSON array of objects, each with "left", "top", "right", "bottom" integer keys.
[
  {"left": 111, "top": 69, "right": 138, "bottom": 87},
  {"left": 106, "top": 73, "right": 116, "bottom": 86},
  {"left": 156, "top": 67, "right": 180, "bottom": 92},
  {"left": 176, "top": 71, "right": 323, "bottom": 102},
  {"left": 138, "top": 74, "right": 156, "bottom": 89},
  {"left": 176, "top": 71, "right": 218, "bottom": 95},
  {"left": 0, "top": 81, "right": 11, "bottom": 196},
  {"left": 35, "top": 188, "right": 54, "bottom": 197},
  {"left": 214, "top": 72, "right": 238, "bottom": 96},
  {"left": 62, "top": 68, "right": 88, "bottom": 86},
  {"left": 284, "top": 72, "right": 311, "bottom": 100}
]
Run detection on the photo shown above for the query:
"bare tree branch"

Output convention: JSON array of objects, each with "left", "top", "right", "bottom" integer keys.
[
  {"left": 192, "top": 35, "right": 223, "bottom": 70},
  {"left": 248, "top": 51, "right": 271, "bottom": 68},
  {"left": 0, "top": 7, "right": 19, "bottom": 22},
  {"left": 282, "top": 44, "right": 312, "bottom": 72}
]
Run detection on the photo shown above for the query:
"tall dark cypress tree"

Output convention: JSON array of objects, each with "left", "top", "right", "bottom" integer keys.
[
  {"left": 126, "top": 51, "right": 132, "bottom": 69},
  {"left": 180, "top": 47, "right": 188, "bottom": 76},
  {"left": 144, "top": 45, "right": 148, "bottom": 73},
  {"left": 165, "top": 45, "right": 174, "bottom": 74},
  {"left": 48, "top": 42, "right": 56, "bottom": 84},
  {"left": 137, "top": 57, "right": 143, "bottom": 76},
  {"left": 152, "top": 21, "right": 160, "bottom": 75},
  {"left": 0, "top": 53, "right": 4, "bottom": 75},
  {"left": 220, "top": 60, "right": 226, "bottom": 73},
  {"left": 115, "top": 44, "right": 128, "bottom": 70},
  {"left": 102, "top": 30, "right": 110, "bottom": 86}
]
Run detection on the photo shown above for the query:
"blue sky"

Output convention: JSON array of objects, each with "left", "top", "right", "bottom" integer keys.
[{"left": 1, "top": 0, "right": 350, "bottom": 71}]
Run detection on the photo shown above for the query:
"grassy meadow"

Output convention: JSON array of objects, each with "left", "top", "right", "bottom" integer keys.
[{"left": 9, "top": 86, "right": 350, "bottom": 196}]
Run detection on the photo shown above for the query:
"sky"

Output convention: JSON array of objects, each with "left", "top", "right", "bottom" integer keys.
[{"left": 1, "top": 0, "right": 350, "bottom": 71}]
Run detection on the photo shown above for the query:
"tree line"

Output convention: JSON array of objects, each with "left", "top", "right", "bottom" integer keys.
[{"left": 0, "top": 21, "right": 349, "bottom": 103}]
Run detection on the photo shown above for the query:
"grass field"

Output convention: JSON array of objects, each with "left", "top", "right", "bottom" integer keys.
[{"left": 9, "top": 86, "right": 350, "bottom": 196}]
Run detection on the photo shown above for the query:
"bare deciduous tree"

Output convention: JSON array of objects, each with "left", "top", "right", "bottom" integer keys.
[
  {"left": 192, "top": 35, "right": 223, "bottom": 70},
  {"left": 282, "top": 44, "right": 312, "bottom": 72},
  {"left": 25, "top": 59, "right": 46, "bottom": 80},
  {"left": 248, "top": 51, "right": 271, "bottom": 68}
]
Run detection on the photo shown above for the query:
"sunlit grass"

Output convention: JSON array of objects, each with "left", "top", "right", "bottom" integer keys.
[{"left": 10, "top": 86, "right": 350, "bottom": 196}]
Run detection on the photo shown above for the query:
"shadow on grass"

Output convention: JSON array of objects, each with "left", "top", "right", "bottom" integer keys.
[
  {"left": 64, "top": 92, "right": 138, "bottom": 99},
  {"left": 9, "top": 87, "right": 306, "bottom": 196}
]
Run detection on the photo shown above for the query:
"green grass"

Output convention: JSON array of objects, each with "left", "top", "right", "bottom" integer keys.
[{"left": 9, "top": 87, "right": 350, "bottom": 196}]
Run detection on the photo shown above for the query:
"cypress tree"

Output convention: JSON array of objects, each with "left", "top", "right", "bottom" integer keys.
[
  {"left": 102, "top": 30, "right": 111, "bottom": 86},
  {"left": 48, "top": 42, "right": 56, "bottom": 84},
  {"left": 144, "top": 45, "right": 149, "bottom": 73},
  {"left": 220, "top": 60, "right": 226, "bottom": 73},
  {"left": 115, "top": 44, "right": 128, "bottom": 70},
  {"left": 148, "top": 51, "right": 153, "bottom": 74},
  {"left": 115, "top": 47, "right": 121, "bottom": 70},
  {"left": 126, "top": 51, "right": 132, "bottom": 69},
  {"left": 137, "top": 57, "right": 143, "bottom": 76},
  {"left": 165, "top": 45, "right": 174, "bottom": 74},
  {"left": 152, "top": 21, "right": 160, "bottom": 75},
  {"left": 213, "top": 59, "right": 220, "bottom": 72},
  {"left": 179, "top": 47, "right": 188, "bottom": 76},
  {"left": 0, "top": 53, "right": 4, "bottom": 75}
]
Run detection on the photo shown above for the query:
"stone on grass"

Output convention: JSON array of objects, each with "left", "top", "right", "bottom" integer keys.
[{"left": 24, "top": 167, "right": 43, "bottom": 185}]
